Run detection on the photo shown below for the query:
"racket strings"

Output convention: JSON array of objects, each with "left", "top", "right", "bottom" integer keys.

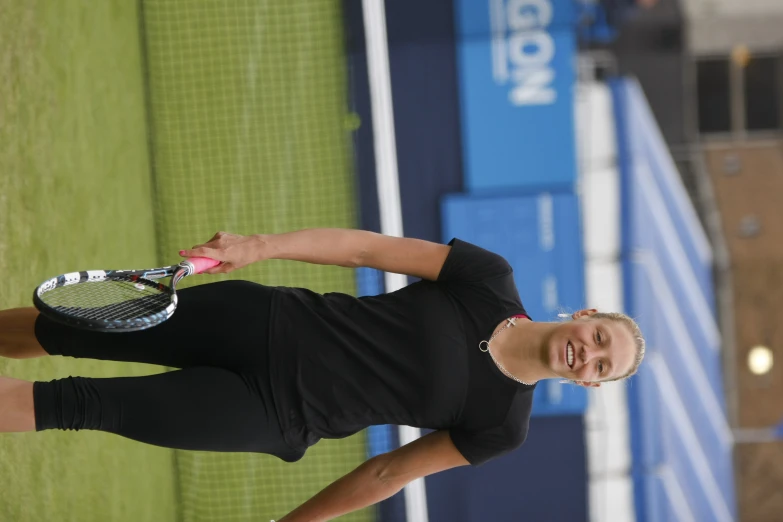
[{"left": 40, "top": 278, "right": 171, "bottom": 322}]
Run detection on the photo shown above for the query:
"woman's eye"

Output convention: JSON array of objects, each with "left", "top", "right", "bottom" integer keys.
[
  {"left": 598, "top": 361, "right": 604, "bottom": 374},
  {"left": 597, "top": 331, "right": 602, "bottom": 344}
]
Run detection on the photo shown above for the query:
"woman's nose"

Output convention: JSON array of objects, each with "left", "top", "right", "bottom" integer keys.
[{"left": 582, "top": 343, "right": 599, "bottom": 362}]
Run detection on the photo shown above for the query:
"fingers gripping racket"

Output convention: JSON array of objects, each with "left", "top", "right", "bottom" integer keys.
[{"left": 33, "top": 257, "right": 220, "bottom": 332}]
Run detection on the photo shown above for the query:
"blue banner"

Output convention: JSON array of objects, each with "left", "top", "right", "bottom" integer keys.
[{"left": 455, "top": 0, "right": 578, "bottom": 191}]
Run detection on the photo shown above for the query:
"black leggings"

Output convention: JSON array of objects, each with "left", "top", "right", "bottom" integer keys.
[{"left": 33, "top": 280, "right": 304, "bottom": 462}]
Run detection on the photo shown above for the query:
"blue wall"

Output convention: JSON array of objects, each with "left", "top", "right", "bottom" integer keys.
[
  {"left": 344, "top": 0, "right": 588, "bottom": 519},
  {"left": 447, "top": 0, "right": 585, "bottom": 417}
]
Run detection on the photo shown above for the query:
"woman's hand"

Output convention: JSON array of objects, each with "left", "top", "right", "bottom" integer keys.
[{"left": 178, "top": 232, "right": 270, "bottom": 274}]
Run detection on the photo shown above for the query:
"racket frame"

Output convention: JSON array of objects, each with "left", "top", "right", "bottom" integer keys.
[{"left": 33, "top": 260, "right": 203, "bottom": 332}]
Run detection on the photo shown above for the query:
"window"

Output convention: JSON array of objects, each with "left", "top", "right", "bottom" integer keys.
[
  {"left": 696, "top": 53, "right": 782, "bottom": 135},
  {"left": 697, "top": 59, "right": 732, "bottom": 134},
  {"left": 744, "top": 56, "right": 780, "bottom": 131}
]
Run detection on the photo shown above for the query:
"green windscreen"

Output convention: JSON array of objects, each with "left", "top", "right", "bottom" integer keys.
[{"left": 142, "top": 1, "right": 370, "bottom": 520}]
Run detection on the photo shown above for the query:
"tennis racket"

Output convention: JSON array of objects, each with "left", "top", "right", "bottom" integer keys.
[{"left": 33, "top": 257, "right": 220, "bottom": 332}]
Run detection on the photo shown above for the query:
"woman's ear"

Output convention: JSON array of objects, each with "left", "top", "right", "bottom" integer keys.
[
  {"left": 572, "top": 308, "right": 598, "bottom": 320},
  {"left": 561, "top": 380, "right": 601, "bottom": 388},
  {"left": 574, "top": 380, "right": 601, "bottom": 388}
]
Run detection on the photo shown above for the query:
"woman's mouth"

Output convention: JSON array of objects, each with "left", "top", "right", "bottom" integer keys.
[{"left": 567, "top": 341, "right": 574, "bottom": 369}]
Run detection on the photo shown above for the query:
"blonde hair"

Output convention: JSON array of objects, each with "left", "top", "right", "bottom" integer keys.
[{"left": 589, "top": 312, "right": 645, "bottom": 381}]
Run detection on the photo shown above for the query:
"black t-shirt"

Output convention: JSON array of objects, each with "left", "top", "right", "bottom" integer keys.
[{"left": 267, "top": 238, "right": 536, "bottom": 466}]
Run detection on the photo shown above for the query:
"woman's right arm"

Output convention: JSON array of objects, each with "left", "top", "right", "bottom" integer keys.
[
  {"left": 180, "top": 229, "right": 451, "bottom": 280},
  {"left": 277, "top": 430, "right": 469, "bottom": 522}
]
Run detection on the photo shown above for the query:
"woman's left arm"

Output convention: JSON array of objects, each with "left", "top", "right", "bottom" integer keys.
[{"left": 277, "top": 430, "right": 469, "bottom": 522}]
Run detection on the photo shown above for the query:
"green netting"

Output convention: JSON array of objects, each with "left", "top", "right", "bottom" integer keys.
[{"left": 141, "top": 1, "right": 370, "bottom": 520}]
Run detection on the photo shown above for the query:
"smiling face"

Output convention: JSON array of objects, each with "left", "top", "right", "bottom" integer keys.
[{"left": 545, "top": 313, "right": 637, "bottom": 384}]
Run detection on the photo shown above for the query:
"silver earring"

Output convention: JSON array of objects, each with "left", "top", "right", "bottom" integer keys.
[
  {"left": 559, "top": 379, "right": 573, "bottom": 384},
  {"left": 557, "top": 313, "right": 569, "bottom": 318}
]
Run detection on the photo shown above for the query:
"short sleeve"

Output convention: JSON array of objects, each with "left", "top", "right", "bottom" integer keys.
[
  {"left": 448, "top": 391, "right": 534, "bottom": 466},
  {"left": 437, "top": 238, "right": 512, "bottom": 283}
]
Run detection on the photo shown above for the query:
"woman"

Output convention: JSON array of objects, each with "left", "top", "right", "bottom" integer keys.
[{"left": 0, "top": 228, "right": 644, "bottom": 521}]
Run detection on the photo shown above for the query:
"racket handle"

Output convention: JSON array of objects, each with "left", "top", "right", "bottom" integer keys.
[{"left": 186, "top": 257, "right": 221, "bottom": 274}]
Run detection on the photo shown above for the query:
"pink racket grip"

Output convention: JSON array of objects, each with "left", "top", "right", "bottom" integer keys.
[{"left": 185, "top": 257, "right": 221, "bottom": 274}]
